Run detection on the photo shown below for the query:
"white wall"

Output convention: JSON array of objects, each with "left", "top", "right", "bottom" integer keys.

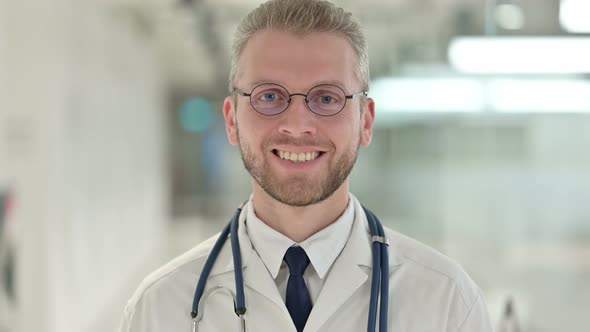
[{"left": 0, "top": 1, "right": 168, "bottom": 331}]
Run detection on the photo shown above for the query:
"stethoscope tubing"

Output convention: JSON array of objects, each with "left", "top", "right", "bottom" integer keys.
[
  {"left": 191, "top": 220, "right": 232, "bottom": 319},
  {"left": 230, "top": 208, "right": 247, "bottom": 316},
  {"left": 365, "top": 207, "right": 389, "bottom": 332}
]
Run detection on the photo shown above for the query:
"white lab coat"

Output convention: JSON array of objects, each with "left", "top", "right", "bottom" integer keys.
[{"left": 119, "top": 196, "right": 492, "bottom": 332}]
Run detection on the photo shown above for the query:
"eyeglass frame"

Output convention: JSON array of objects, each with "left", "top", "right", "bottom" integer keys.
[{"left": 230, "top": 83, "right": 368, "bottom": 117}]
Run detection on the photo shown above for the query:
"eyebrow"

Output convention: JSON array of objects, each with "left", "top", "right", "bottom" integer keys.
[{"left": 245, "top": 79, "right": 350, "bottom": 91}]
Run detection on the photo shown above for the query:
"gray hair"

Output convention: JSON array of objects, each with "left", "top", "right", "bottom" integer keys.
[{"left": 229, "top": 0, "right": 369, "bottom": 92}]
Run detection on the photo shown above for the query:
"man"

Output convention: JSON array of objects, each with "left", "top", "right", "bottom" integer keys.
[{"left": 119, "top": 0, "right": 493, "bottom": 331}]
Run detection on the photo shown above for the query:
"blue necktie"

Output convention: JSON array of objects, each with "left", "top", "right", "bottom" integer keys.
[{"left": 284, "top": 246, "right": 313, "bottom": 332}]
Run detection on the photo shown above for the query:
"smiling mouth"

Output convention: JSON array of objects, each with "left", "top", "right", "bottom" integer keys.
[{"left": 272, "top": 149, "right": 324, "bottom": 163}]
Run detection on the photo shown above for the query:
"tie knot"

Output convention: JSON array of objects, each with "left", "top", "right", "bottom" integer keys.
[{"left": 283, "top": 247, "right": 310, "bottom": 276}]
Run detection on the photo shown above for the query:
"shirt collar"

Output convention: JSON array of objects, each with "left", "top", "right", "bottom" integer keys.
[{"left": 245, "top": 194, "right": 355, "bottom": 280}]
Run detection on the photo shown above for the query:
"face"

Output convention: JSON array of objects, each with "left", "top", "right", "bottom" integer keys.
[{"left": 223, "top": 30, "right": 375, "bottom": 207}]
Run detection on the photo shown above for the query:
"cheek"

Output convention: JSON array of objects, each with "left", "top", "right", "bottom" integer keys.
[
  {"left": 237, "top": 112, "right": 271, "bottom": 146},
  {"left": 331, "top": 116, "right": 361, "bottom": 143}
]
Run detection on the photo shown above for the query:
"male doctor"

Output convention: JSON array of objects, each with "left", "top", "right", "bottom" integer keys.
[{"left": 119, "top": 0, "right": 493, "bottom": 331}]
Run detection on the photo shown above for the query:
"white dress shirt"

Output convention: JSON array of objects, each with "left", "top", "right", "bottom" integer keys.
[{"left": 245, "top": 194, "right": 354, "bottom": 304}]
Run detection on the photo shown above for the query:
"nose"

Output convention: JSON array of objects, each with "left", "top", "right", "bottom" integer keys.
[{"left": 277, "top": 95, "right": 318, "bottom": 137}]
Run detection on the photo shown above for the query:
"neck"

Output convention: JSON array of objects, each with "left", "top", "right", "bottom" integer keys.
[{"left": 251, "top": 182, "right": 350, "bottom": 243}]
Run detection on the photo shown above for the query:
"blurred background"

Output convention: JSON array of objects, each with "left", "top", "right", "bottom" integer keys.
[{"left": 1, "top": 0, "right": 589, "bottom": 331}]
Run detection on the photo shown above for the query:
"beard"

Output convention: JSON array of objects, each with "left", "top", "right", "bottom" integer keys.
[{"left": 237, "top": 129, "right": 360, "bottom": 207}]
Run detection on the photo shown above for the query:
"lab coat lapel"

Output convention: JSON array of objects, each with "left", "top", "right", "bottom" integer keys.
[
  {"left": 236, "top": 205, "right": 292, "bottom": 320},
  {"left": 303, "top": 201, "right": 372, "bottom": 332},
  {"left": 242, "top": 245, "right": 291, "bottom": 317}
]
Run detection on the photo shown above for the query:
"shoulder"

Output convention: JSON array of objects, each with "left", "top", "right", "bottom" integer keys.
[
  {"left": 383, "top": 226, "right": 488, "bottom": 328},
  {"left": 130, "top": 233, "right": 218, "bottom": 302},
  {"left": 120, "top": 233, "right": 220, "bottom": 330}
]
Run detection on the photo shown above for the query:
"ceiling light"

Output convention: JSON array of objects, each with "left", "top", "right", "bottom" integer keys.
[
  {"left": 560, "top": 0, "right": 590, "bottom": 33},
  {"left": 370, "top": 77, "right": 590, "bottom": 113},
  {"left": 489, "top": 78, "right": 590, "bottom": 113},
  {"left": 370, "top": 78, "right": 484, "bottom": 113},
  {"left": 448, "top": 37, "right": 590, "bottom": 74}
]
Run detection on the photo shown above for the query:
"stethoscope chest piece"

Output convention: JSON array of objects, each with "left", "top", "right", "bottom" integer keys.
[{"left": 191, "top": 286, "right": 247, "bottom": 332}]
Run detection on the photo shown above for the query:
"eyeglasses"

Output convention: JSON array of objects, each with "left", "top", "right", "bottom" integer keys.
[{"left": 231, "top": 83, "right": 367, "bottom": 117}]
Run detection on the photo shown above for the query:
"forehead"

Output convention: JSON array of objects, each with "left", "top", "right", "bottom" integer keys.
[{"left": 236, "top": 30, "right": 358, "bottom": 91}]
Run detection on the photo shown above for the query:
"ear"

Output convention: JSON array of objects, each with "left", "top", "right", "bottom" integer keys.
[
  {"left": 223, "top": 96, "right": 239, "bottom": 145},
  {"left": 360, "top": 97, "right": 375, "bottom": 147}
]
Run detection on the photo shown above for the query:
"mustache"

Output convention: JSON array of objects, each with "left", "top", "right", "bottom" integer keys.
[{"left": 265, "top": 136, "right": 334, "bottom": 149}]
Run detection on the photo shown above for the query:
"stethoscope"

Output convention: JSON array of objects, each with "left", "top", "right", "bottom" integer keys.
[{"left": 190, "top": 204, "right": 390, "bottom": 332}]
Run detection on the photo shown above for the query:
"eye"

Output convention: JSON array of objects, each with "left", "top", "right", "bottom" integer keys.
[
  {"left": 260, "top": 93, "right": 277, "bottom": 102},
  {"left": 308, "top": 85, "right": 345, "bottom": 106},
  {"left": 254, "top": 88, "right": 287, "bottom": 103},
  {"left": 319, "top": 95, "right": 335, "bottom": 104},
  {"left": 312, "top": 91, "right": 340, "bottom": 105}
]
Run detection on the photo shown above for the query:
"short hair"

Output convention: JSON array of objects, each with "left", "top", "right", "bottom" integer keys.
[{"left": 229, "top": 0, "right": 369, "bottom": 92}]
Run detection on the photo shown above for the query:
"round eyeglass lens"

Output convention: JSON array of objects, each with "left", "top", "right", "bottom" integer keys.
[
  {"left": 250, "top": 84, "right": 290, "bottom": 115},
  {"left": 306, "top": 85, "right": 347, "bottom": 116}
]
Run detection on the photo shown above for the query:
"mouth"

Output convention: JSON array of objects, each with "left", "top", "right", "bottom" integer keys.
[{"left": 271, "top": 149, "right": 325, "bottom": 163}]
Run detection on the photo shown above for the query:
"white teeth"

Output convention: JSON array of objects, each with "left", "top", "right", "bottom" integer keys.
[{"left": 276, "top": 150, "right": 320, "bottom": 163}]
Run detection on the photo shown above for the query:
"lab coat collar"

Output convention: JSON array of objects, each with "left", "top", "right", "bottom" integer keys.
[
  {"left": 245, "top": 194, "right": 356, "bottom": 280},
  {"left": 205, "top": 195, "right": 404, "bottom": 276},
  {"left": 206, "top": 204, "right": 253, "bottom": 277},
  {"left": 349, "top": 193, "right": 405, "bottom": 270}
]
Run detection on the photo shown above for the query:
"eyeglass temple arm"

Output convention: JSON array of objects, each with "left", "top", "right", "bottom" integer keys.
[
  {"left": 230, "top": 88, "right": 251, "bottom": 97},
  {"left": 346, "top": 91, "right": 368, "bottom": 99}
]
